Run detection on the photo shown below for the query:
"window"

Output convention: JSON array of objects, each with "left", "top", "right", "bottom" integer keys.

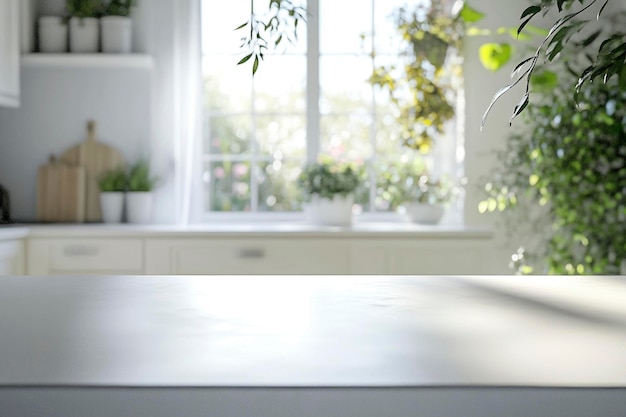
[{"left": 201, "top": 0, "right": 464, "bottom": 220}]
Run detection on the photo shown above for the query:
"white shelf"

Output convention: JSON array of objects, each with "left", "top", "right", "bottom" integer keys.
[{"left": 21, "top": 53, "right": 154, "bottom": 69}]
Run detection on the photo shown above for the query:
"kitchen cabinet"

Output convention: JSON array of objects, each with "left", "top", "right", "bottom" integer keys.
[
  {"left": 26, "top": 238, "right": 144, "bottom": 275},
  {"left": 0, "top": 0, "right": 20, "bottom": 107},
  {"left": 144, "top": 238, "right": 352, "bottom": 275},
  {"left": 23, "top": 225, "right": 495, "bottom": 276},
  {"left": 0, "top": 240, "right": 24, "bottom": 275},
  {"left": 350, "top": 239, "right": 493, "bottom": 275}
]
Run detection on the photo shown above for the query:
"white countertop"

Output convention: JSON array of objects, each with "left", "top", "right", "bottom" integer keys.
[
  {"left": 0, "top": 223, "right": 492, "bottom": 239},
  {"left": 1, "top": 275, "right": 624, "bottom": 388}
]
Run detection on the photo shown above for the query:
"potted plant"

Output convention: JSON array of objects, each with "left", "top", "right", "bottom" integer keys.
[
  {"left": 126, "top": 159, "right": 158, "bottom": 224},
  {"left": 98, "top": 168, "right": 127, "bottom": 223},
  {"left": 403, "top": 175, "right": 454, "bottom": 225},
  {"left": 101, "top": 0, "right": 135, "bottom": 53},
  {"left": 297, "top": 158, "right": 361, "bottom": 226},
  {"left": 66, "top": 0, "right": 104, "bottom": 53}
]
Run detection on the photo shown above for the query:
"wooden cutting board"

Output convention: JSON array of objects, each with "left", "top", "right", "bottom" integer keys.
[
  {"left": 60, "top": 121, "right": 125, "bottom": 222},
  {"left": 37, "top": 156, "right": 86, "bottom": 223}
]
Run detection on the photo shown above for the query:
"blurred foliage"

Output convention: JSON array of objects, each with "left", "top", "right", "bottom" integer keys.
[
  {"left": 480, "top": 50, "right": 626, "bottom": 274},
  {"left": 369, "top": 2, "right": 470, "bottom": 153},
  {"left": 128, "top": 159, "right": 158, "bottom": 192},
  {"left": 297, "top": 157, "right": 362, "bottom": 201},
  {"left": 98, "top": 168, "right": 128, "bottom": 192}
]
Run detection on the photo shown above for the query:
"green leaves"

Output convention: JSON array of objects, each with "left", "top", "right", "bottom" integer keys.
[
  {"left": 459, "top": 3, "right": 485, "bottom": 23},
  {"left": 370, "top": 3, "right": 463, "bottom": 153},
  {"left": 480, "top": 54, "right": 626, "bottom": 275},
  {"left": 236, "top": 0, "right": 306, "bottom": 75},
  {"left": 483, "top": 0, "right": 623, "bottom": 127},
  {"left": 297, "top": 159, "right": 362, "bottom": 200},
  {"left": 479, "top": 43, "right": 513, "bottom": 71}
]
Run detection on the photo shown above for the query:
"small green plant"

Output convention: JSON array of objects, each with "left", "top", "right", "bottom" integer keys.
[
  {"left": 127, "top": 160, "right": 158, "bottom": 192},
  {"left": 98, "top": 168, "right": 128, "bottom": 192},
  {"left": 376, "top": 158, "right": 456, "bottom": 209},
  {"left": 66, "top": 0, "right": 105, "bottom": 18},
  {"left": 104, "top": 0, "right": 135, "bottom": 17},
  {"left": 297, "top": 157, "right": 361, "bottom": 201}
]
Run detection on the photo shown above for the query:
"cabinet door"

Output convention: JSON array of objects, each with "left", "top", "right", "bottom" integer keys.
[
  {"left": 0, "top": 240, "right": 24, "bottom": 275},
  {"left": 351, "top": 239, "right": 493, "bottom": 275},
  {"left": 145, "top": 238, "right": 351, "bottom": 275},
  {"left": 26, "top": 238, "right": 144, "bottom": 275},
  {"left": 0, "top": 0, "right": 20, "bottom": 107}
]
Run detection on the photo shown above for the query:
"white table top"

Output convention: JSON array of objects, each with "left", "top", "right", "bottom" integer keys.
[{"left": 0, "top": 275, "right": 625, "bottom": 388}]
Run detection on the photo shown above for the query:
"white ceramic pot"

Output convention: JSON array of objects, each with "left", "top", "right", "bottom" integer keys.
[
  {"left": 38, "top": 16, "right": 68, "bottom": 53},
  {"left": 101, "top": 16, "right": 132, "bottom": 53},
  {"left": 307, "top": 194, "right": 354, "bottom": 226},
  {"left": 69, "top": 17, "right": 99, "bottom": 53},
  {"left": 406, "top": 202, "right": 445, "bottom": 225},
  {"left": 126, "top": 192, "right": 153, "bottom": 224},
  {"left": 99, "top": 192, "right": 124, "bottom": 224}
]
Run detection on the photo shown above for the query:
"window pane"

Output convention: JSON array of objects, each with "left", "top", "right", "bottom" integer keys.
[
  {"left": 205, "top": 160, "right": 251, "bottom": 212},
  {"left": 205, "top": 115, "right": 252, "bottom": 156},
  {"left": 253, "top": 56, "right": 307, "bottom": 113},
  {"left": 256, "top": 160, "right": 305, "bottom": 212},
  {"left": 373, "top": 0, "right": 409, "bottom": 54},
  {"left": 256, "top": 116, "right": 306, "bottom": 159},
  {"left": 204, "top": 56, "right": 252, "bottom": 112},
  {"left": 202, "top": 0, "right": 250, "bottom": 55},
  {"left": 319, "top": 0, "right": 372, "bottom": 54},
  {"left": 320, "top": 56, "right": 372, "bottom": 115},
  {"left": 320, "top": 114, "right": 372, "bottom": 161}
]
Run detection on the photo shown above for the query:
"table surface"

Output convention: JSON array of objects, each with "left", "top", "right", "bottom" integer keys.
[{"left": 0, "top": 275, "right": 625, "bottom": 388}]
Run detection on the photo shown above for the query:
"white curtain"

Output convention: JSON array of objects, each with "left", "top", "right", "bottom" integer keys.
[{"left": 148, "top": 0, "right": 203, "bottom": 224}]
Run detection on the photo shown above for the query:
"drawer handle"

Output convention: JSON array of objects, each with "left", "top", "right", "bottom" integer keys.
[
  {"left": 63, "top": 245, "right": 99, "bottom": 257},
  {"left": 238, "top": 248, "right": 265, "bottom": 259}
]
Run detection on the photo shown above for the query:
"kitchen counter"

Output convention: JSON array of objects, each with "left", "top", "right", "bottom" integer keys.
[
  {"left": 1, "top": 275, "right": 624, "bottom": 416},
  {"left": 0, "top": 224, "right": 29, "bottom": 240}
]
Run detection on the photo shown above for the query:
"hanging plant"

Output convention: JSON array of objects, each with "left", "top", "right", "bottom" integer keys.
[{"left": 369, "top": 2, "right": 489, "bottom": 153}]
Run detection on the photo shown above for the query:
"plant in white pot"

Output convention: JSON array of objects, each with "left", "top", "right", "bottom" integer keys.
[
  {"left": 38, "top": 16, "right": 68, "bottom": 53},
  {"left": 66, "top": 0, "right": 104, "bottom": 53},
  {"left": 404, "top": 174, "right": 455, "bottom": 225},
  {"left": 126, "top": 159, "right": 158, "bottom": 224},
  {"left": 297, "top": 158, "right": 361, "bottom": 226},
  {"left": 101, "top": 0, "right": 135, "bottom": 53},
  {"left": 98, "top": 168, "right": 127, "bottom": 223}
]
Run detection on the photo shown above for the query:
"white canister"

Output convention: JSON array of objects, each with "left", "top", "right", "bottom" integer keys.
[
  {"left": 101, "top": 16, "right": 132, "bottom": 53},
  {"left": 69, "top": 17, "right": 99, "bottom": 53},
  {"left": 38, "top": 16, "right": 68, "bottom": 53}
]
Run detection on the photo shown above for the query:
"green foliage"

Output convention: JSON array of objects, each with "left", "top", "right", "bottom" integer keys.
[
  {"left": 104, "top": 0, "right": 135, "bottom": 17},
  {"left": 369, "top": 3, "right": 468, "bottom": 153},
  {"left": 127, "top": 160, "right": 158, "bottom": 192},
  {"left": 236, "top": 0, "right": 306, "bottom": 75},
  {"left": 98, "top": 168, "right": 128, "bottom": 192},
  {"left": 483, "top": 0, "right": 626, "bottom": 127},
  {"left": 480, "top": 58, "right": 626, "bottom": 275},
  {"left": 376, "top": 157, "right": 455, "bottom": 209},
  {"left": 297, "top": 157, "right": 362, "bottom": 201},
  {"left": 66, "top": 0, "right": 105, "bottom": 18}
]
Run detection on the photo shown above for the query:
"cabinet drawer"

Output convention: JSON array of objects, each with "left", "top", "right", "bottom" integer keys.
[
  {"left": 146, "top": 239, "right": 351, "bottom": 275},
  {"left": 32, "top": 239, "right": 143, "bottom": 273}
]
